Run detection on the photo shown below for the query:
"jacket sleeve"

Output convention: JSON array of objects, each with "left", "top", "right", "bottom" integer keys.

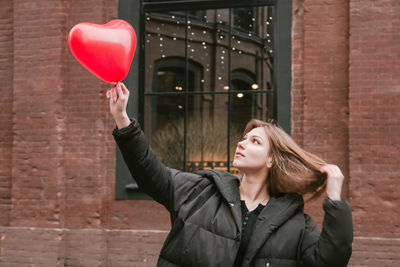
[
  {"left": 300, "top": 198, "right": 353, "bottom": 267},
  {"left": 112, "top": 119, "right": 206, "bottom": 213}
]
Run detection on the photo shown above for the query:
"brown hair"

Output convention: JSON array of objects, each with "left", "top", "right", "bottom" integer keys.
[{"left": 243, "top": 119, "right": 327, "bottom": 201}]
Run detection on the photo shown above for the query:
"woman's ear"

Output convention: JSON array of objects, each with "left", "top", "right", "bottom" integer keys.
[{"left": 266, "top": 157, "right": 273, "bottom": 168}]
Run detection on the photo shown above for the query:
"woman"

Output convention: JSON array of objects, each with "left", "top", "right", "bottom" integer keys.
[{"left": 107, "top": 82, "right": 353, "bottom": 267}]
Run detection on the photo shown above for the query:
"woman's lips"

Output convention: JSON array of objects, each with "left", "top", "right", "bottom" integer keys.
[{"left": 235, "top": 152, "right": 245, "bottom": 157}]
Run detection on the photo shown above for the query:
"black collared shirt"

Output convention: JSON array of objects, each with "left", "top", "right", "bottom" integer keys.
[{"left": 233, "top": 200, "right": 266, "bottom": 267}]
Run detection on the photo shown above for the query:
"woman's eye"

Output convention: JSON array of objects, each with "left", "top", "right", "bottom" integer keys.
[{"left": 253, "top": 139, "right": 260, "bottom": 144}]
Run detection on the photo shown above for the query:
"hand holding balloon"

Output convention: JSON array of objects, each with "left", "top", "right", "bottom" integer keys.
[{"left": 107, "top": 82, "right": 131, "bottom": 129}]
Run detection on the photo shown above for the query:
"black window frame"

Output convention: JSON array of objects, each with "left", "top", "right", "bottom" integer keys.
[{"left": 116, "top": 0, "right": 292, "bottom": 200}]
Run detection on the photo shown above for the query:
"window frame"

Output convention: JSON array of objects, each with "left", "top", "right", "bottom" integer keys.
[{"left": 115, "top": 0, "right": 291, "bottom": 200}]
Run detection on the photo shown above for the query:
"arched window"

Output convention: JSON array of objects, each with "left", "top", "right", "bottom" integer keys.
[{"left": 147, "top": 58, "right": 202, "bottom": 134}]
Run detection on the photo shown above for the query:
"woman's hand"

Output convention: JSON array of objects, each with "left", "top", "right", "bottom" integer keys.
[
  {"left": 106, "top": 82, "right": 131, "bottom": 129},
  {"left": 320, "top": 164, "right": 344, "bottom": 201}
]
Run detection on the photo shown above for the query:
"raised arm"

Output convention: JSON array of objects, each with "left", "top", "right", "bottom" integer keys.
[
  {"left": 107, "top": 83, "right": 206, "bottom": 212},
  {"left": 300, "top": 164, "right": 353, "bottom": 267},
  {"left": 108, "top": 83, "right": 171, "bottom": 206},
  {"left": 301, "top": 199, "right": 353, "bottom": 267}
]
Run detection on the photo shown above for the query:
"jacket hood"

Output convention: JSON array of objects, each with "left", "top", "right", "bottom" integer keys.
[
  {"left": 196, "top": 169, "right": 305, "bottom": 225},
  {"left": 196, "top": 169, "right": 241, "bottom": 204}
]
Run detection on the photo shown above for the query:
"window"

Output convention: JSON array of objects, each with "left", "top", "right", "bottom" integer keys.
[
  {"left": 116, "top": 0, "right": 292, "bottom": 199},
  {"left": 233, "top": 7, "right": 255, "bottom": 32}
]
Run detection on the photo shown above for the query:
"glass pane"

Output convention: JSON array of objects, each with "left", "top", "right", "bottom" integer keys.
[
  {"left": 186, "top": 15, "right": 204, "bottom": 92},
  {"left": 145, "top": 95, "right": 185, "bottom": 170},
  {"left": 230, "top": 5, "right": 275, "bottom": 121},
  {"left": 145, "top": 12, "right": 186, "bottom": 93},
  {"left": 183, "top": 8, "right": 230, "bottom": 93},
  {"left": 232, "top": 7, "right": 255, "bottom": 33},
  {"left": 230, "top": 92, "right": 266, "bottom": 129},
  {"left": 185, "top": 94, "right": 229, "bottom": 172},
  {"left": 153, "top": 65, "right": 198, "bottom": 93},
  {"left": 143, "top": 5, "right": 276, "bottom": 172},
  {"left": 261, "top": 6, "right": 275, "bottom": 103},
  {"left": 167, "top": 11, "right": 207, "bottom": 22},
  {"left": 213, "top": 9, "right": 230, "bottom": 91}
]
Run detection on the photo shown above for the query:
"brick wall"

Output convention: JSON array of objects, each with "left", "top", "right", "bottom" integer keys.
[
  {"left": 348, "top": 0, "right": 400, "bottom": 238},
  {"left": 0, "top": 0, "right": 13, "bottom": 227},
  {"left": 0, "top": 0, "right": 399, "bottom": 266},
  {"left": 63, "top": 0, "right": 115, "bottom": 230},
  {"left": 64, "top": 0, "right": 170, "bottom": 231},
  {"left": 11, "top": 0, "right": 68, "bottom": 228},
  {"left": 350, "top": 237, "right": 400, "bottom": 266},
  {"left": 292, "top": 0, "right": 400, "bottom": 266},
  {"left": 0, "top": 226, "right": 167, "bottom": 266},
  {"left": 1, "top": 0, "right": 171, "bottom": 265},
  {"left": 295, "top": 0, "right": 350, "bottom": 222}
]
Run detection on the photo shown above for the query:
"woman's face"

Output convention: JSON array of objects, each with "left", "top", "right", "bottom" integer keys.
[{"left": 232, "top": 127, "right": 272, "bottom": 172}]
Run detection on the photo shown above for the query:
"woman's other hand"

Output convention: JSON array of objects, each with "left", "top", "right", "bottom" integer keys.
[
  {"left": 106, "top": 82, "right": 131, "bottom": 129},
  {"left": 320, "top": 164, "right": 344, "bottom": 201}
]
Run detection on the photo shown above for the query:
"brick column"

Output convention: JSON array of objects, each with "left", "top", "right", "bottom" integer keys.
[
  {"left": 301, "top": 0, "right": 350, "bottom": 220},
  {"left": 348, "top": 0, "right": 400, "bottom": 238},
  {"left": 63, "top": 0, "right": 120, "bottom": 231},
  {"left": 11, "top": 0, "right": 68, "bottom": 227},
  {"left": 0, "top": 0, "right": 14, "bottom": 226}
]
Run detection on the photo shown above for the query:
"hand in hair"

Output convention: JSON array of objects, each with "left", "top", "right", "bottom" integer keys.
[{"left": 320, "top": 164, "right": 344, "bottom": 201}]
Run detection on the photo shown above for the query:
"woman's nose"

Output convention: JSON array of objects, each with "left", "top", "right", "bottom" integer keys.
[{"left": 237, "top": 141, "right": 245, "bottom": 150}]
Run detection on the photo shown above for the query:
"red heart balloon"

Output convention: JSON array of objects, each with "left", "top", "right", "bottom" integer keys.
[{"left": 68, "top": 19, "right": 136, "bottom": 83}]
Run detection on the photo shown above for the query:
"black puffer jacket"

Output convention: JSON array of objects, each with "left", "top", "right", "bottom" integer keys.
[{"left": 113, "top": 119, "right": 353, "bottom": 267}]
